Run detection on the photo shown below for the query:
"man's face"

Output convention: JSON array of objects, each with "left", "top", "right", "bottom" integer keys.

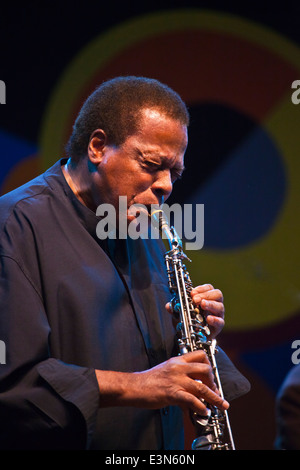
[{"left": 94, "top": 108, "right": 188, "bottom": 222}]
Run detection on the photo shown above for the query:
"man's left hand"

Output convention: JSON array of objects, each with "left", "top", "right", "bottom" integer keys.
[{"left": 190, "top": 284, "right": 225, "bottom": 338}]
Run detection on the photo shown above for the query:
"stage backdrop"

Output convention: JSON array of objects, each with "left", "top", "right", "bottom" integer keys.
[{"left": 0, "top": 5, "right": 299, "bottom": 449}]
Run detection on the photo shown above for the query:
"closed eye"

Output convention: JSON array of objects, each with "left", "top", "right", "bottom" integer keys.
[
  {"left": 136, "top": 149, "right": 185, "bottom": 181},
  {"left": 145, "top": 162, "right": 184, "bottom": 183},
  {"left": 145, "top": 160, "right": 160, "bottom": 170}
]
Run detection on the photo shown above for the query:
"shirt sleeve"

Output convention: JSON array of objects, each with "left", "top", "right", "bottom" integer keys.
[
  {"left": 0, "top": 255, "right": 100, "bottom": 450},
  {"left": 216, "top": 347, "right": 251, "bottom": 401}
]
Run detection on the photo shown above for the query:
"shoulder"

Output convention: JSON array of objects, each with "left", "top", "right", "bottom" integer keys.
[
  {"left": 277, "top": 365, "right": 300, "bottom": 400},
  {"left": 0, "top": 160, "right": 65, "bottom": 256},
  {"left": 0, "top": 173, "right": 47, "bottom": 220}
]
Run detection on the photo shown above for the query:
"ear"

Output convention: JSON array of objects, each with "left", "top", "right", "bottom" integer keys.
[{"left": 88, "top": 129, "right": 107, "bottom": 165}]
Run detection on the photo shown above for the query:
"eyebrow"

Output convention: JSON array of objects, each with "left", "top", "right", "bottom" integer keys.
[{"left": 136, "top": 148, "right": 185, "bottom": 172}]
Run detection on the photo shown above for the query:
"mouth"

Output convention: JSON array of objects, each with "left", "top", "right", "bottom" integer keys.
[{"left": 127, "top": 203, "right": 152, "bottom": 222}]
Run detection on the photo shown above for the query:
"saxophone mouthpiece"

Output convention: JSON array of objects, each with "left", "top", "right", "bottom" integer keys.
[
  {"left": 150, "top": 209, "right": 171, "bottom": 236},
  {"left": 150, "top": 209, "right": 181, "bottom": 249},
  {"left": 150, "top": 208, "right": 167, "bottom": 231}
]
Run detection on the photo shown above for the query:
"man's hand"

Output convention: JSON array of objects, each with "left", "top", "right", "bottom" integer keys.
[
  {"left": 166, "top": 283, "right": 225, "bottom": 339},
  {"left": 95, "top": 350, "right": 229, "bottom": 415},
  {"left": 190, "top": 284, "right": 225, "bottom": 338}
]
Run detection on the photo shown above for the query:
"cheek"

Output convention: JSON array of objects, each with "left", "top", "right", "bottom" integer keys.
[
  {"left": 126, "top": 172, "right": 153, "bottom": 192},
  {"left": 102, "top": 161, "right": 154, "bottom": 202},
  {"left": 134, "top": 176, "right": 155, "bottom": 196}
]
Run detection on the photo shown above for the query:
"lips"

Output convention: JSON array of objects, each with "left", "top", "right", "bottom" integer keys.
[{"left": 127, "top": 204, "right": 150, "bottom": 220}]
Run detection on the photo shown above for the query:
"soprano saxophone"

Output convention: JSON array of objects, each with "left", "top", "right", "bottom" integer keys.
[{"left": 151, "top": 209, "right": 235, "bottom": 451}]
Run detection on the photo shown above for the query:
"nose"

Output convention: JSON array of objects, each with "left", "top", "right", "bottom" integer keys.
[{"left": 151, "top": 169, "right": 173, "bottom": 202}]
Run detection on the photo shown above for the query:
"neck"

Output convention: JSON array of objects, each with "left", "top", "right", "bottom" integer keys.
[{"left": 62, "top": 158, "right": 97, "bottom": 211}]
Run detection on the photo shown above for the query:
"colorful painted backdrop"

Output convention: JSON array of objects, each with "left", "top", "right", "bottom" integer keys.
[{"left": 0, "top": 3, "right": 299, "bottom": 449}]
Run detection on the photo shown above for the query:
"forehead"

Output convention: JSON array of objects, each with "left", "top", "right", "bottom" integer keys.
[{"left": 133, "top": 108, "right": 188, "bottom": 152}]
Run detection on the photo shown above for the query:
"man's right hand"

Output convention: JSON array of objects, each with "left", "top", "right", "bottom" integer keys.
[{"left": 95, "top": 350, "right": 229, "bottom": 415}]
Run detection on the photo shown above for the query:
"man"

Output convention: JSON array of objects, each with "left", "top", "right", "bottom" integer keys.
[
  {"left": 275, "top": 364, "right": 300, "bottom": 449},
  {"left": 0, "top": 76, "right": 249, "bottom": 450}
]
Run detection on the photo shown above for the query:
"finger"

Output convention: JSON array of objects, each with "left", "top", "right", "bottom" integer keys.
[
  {"left": 184, "top": 363, "right": 217, "bottom": 390},
  {"left": 175, "top": 390, "right": 210, "bottom": 415},
  {"left": 176, "top": 385, "right": 229, "bottom": 415},
  {"left": 192, "top": 288, "right": 223, "bottom": 304},
  {"left": 206, "top": 315, "right": 225, "bottom": 330},
  {"left": 181, "top": 349, "right": 210, "bottom": 365},
  {"left": 195, "top": 382, "right": 229, "bottom": 411},
  {"left": 206, "top": 316, "right": 225, "bottom": 339},
  {"left": 180, "top": 352, "right": 217, "bottom": 390},
  {"left": 191, "top": 284, "right": 214, "bottom": 295},
  {"left": 200, "top": 299, "right": 225, "bottom": 317}
]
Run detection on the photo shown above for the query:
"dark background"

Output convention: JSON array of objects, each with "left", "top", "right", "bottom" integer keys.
[{"left": 0, "top": 1, "right": 300, "bottom": 450}]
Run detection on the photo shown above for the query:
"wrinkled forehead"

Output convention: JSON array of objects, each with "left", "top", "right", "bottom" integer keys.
[{"left": 137, "top": 107, "right": 188, "bottom": 149}]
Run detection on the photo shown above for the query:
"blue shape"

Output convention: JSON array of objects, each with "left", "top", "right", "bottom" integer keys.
[
  {"left": 0, "top": 129, "right": 37, "bottom": 187},
  {"left": 187, "top": 127, "right": 287, "bottom": 249},
  {"left": 241, "top": 341, "right": 296, "bottom": 394}
]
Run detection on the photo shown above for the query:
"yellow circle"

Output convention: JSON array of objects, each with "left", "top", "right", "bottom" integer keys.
[{"left": 39, "top": 10, "right": 300, "bottom": 331}]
